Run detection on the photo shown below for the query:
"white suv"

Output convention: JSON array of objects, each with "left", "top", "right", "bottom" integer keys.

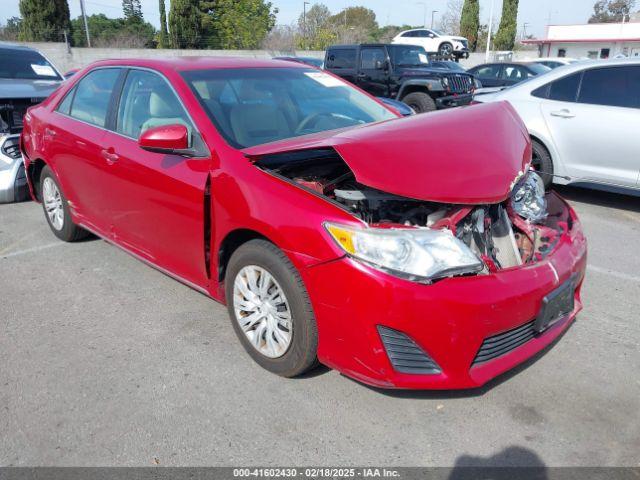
[{"left": 392, "top": 28, "right": 469, "bottom": 58}]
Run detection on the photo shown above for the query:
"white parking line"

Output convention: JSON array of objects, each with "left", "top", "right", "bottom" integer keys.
[
  {"left": 0, "top": 242, "right": 64, "bottom": 259},
  {"left": 588, "top": 264, "right": 640, "bottom": 283}
]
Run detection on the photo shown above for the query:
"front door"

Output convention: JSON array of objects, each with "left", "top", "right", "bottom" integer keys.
[
  {"left": 102, "top": 68, "right": 212, "bottom": 286},
  {"left": 357, "top": 47, "right": 389, "bottom": 97},
  {"left": 540, "top": 65, "right": 640, "bottom": 188}
]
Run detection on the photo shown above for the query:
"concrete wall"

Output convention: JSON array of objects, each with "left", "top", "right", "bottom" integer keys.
[{"left": 15, "top": 41, "right": 538, "bottom": 73}]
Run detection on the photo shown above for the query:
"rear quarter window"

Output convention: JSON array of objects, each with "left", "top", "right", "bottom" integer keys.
[{"left": 326, "top": 49, "right": 357, "bottom": 69}]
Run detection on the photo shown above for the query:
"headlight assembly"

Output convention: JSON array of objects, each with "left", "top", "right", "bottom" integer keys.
[
  {"left": 325, "top": 223, "right": 483, "bottom": 283},
  {"left": 511, "top": 171, "right": 547, "bottom": 223}
]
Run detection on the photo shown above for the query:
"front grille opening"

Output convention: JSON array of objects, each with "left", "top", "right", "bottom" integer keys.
[
  {"left": 472, "top": 320, "right": 537, "bottom": 365},
  {"left": 377, "top": 326, "right": 441, "bottom": 375}
]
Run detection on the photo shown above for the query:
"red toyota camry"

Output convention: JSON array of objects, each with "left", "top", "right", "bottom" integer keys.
[{"left": 20, "top": 58, "right": 587, "bottom": 389}]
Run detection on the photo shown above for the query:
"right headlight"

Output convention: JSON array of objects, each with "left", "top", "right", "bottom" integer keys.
[{"left": 325, "top": 223, "right": 483, "bottom": 283}]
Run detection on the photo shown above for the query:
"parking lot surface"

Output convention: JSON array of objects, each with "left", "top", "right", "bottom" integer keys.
[{"left": 1, "top": 186, "right": 639, "bottom": 467}]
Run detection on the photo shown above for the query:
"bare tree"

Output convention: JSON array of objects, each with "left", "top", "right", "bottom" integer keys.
[
  {"left": 262, "top": 24, "right": 298, "bottom": 52},
  {"left": 438, "top": 0, "right": 464, "bottom": 35}
]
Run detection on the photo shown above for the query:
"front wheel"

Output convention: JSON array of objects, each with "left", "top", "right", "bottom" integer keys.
[
  {"left": 438, "top": 42, "right": 453, "bottom": 56},
  {"left": 402, "top": 91, "right": 437, "bottom": 114},
  {"left": 40, "top": 166, "right": 88, "bottom": 242},
  {"left": 225, "top": 239, "right": 319, "bottom": 377}
]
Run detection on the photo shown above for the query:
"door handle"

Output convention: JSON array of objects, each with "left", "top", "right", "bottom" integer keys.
[
  {"left": 101, "top": 148, "right": 119, "bottom": 164},
  {"left": 44, "top": 128, "right": 57, "bottom": 138},
  {"left": 550, "top": 109, "right": 575, "bottom": 119},
  {"left": 357, "top": 73, "right": 367, "bottom": 78}
]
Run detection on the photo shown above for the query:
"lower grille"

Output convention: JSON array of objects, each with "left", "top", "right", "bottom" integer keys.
[
  {"left": 1, "top": 136, "right": 21, "bottom": 160},
  {"left": 377, "top": 326, "right": 441, "bottom": 375},
  {"left": 472, "top": 320, "right": 536, "bottom": 365}
]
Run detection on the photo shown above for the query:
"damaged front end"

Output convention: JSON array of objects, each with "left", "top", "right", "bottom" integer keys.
[{"left": 253, "top": 147, "right": 572, "bottom": 283}]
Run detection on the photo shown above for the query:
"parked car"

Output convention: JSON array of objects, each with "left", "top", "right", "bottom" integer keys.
[
  {"left": 21, "top": 57, "right": 587, "bottom": 390},
  {"left": 467, "top": 62, "right": 551, "bottom": 88},
  {"left": 431, "top": 60, "right": 468, "bottom": 72},
  {"left": 376, "top": 97, "right": 414, "bottom": 116},
  {"left": 530, "top": 57, "right": 580, "bottom": 69},
  {"left": 392, "top": 28, "right": 470, "bottom": 59},
  {"left": 324, "top": 43, "right": 475, "bottom": 113},
  {"left": 473, "top": 59, "right": 640, "bottom": 191},
  {"left": 272, "top": 56, "right": 324, "bottom": 69},
  {"left": 0, "top": 42, "right": 63, "bottom": 203}
]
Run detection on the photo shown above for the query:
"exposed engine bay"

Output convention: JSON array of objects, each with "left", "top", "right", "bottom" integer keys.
[{"left": 254, "top": 148, "right": 572, "bottom": 275}]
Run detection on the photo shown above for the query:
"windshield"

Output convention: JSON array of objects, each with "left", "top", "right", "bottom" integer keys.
[
  {"left": 0, "top": 49, "right": 62, "bottom": 80},
  {"left": 182, "top": 67, "right": 397, "bottom": 148},
  {"left": 528, "top": 63, "right": 552, "bottom": 75},
  {"left": 388, "top": 45, "right": 431, "bottom": 67}
]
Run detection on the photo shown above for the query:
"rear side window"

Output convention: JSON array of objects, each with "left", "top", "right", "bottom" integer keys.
[
  {"left": 69, "top": 68, "right": 120, "bottom": 127},
  {"left": 326, "top": 49, "right": 356, "bottom": 69},
  {"left": 578, "top": 66, "right": 640, "bottom": 108}
]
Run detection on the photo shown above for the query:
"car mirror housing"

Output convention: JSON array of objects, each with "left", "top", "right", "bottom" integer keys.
[{"left": 138, "top": 124, "right": 192, "bottom": 155}]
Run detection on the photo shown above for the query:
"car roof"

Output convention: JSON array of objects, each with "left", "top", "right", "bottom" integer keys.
[
  {"left": 0, "top": 41, "right": 40, "bottom": 52},
  {"left": 80, "top": 56, "right": 311, "bottom": 73}
]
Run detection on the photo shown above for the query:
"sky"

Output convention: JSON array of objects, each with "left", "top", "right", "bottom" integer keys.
[{"left": 1, "top": 0, "right": 597, "bottom": 39}]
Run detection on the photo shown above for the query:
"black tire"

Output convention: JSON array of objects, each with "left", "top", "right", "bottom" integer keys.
[
  {"left": 225, "top": 239, "right": 319, "bottom": 377},
  {"left": 39, "top": 165, "right": 88, "bottom": 242},
  {"left": 531, "top": 139, "right": 554, "bottom": 188},
  {"left": 402, "top": 91, "right": 437, "bottom": 114},
  {"left": 438, "top": 42, "right": 453, "bottom": 56}
]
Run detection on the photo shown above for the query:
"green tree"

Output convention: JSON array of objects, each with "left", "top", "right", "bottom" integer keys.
[
  {"left": 158, "top": 0, "right": 169, "bottom": 48},
  {"left": 169, "top": 0, "right": 201, "bottom": 48},
  {"left": 459, "top": 0, "right": 480, "bottom": 51},
  {"left": 122, "top": 0, "right": 143, "bottom": 24},
  {"left": 210, "top": 0, "right": 278, "bottom": 49},
  {"left": 0, "top": 17, "right": 23, "bottom": 41},
  {"left": 589, "top": 0, "right": 636, "bottom": 22},
  {"left": 70, "top": 13, "right": 155, "bottom": 47},
  {"left": 328, "top": 6, "right": 378, "bottom": 43},
  {"left": 493, "top": 0, "right": 519, "bottom": 50},
  {"left": 18, "top": 0, "right": 70, "bottom": 42},
  {"left": 298, "top": 3, "right": 332, "bottom": 49}
]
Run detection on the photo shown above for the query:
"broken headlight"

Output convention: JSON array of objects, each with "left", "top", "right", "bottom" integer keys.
[
  {"left": 511, "top": 171, "right": 547, "bottom": 223},
  {"left": 325, "top": 223, "right": 483, "bottom": 282}
]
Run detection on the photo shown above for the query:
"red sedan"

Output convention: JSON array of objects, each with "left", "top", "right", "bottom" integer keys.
[{"left": 20, "top": 58, "right": 587, "bottom": 389}]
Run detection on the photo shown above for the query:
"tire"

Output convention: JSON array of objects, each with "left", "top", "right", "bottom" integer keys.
[
  {"left": 39, "top": 165, "right": 88, "bottom": 242},
  {"left": 225, "top": 239, "right": 318, "bottom": 377},
  {"left": 531, "top": 139, "right": 554, "bottom": 188},
  {"left": 402, "top": 91, "right": 437, "bottom": 114},
  {"left": 438, "top": 42, "right": 453, "bottom": 56}
]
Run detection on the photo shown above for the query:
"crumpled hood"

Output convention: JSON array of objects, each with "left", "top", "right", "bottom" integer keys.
[
  {"left": 0, "top": 78, "right": 61, "bottom": 100},
  {"left": 244, "top": 101, "right": 532, "bottom": 205}
]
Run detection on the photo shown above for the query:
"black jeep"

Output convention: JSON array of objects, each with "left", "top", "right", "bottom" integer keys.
[{"left": 324, "top": 44, "right": 475, "bottom": 114}]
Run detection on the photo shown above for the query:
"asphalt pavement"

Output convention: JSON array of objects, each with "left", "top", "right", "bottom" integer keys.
[{"left": 1, "top": 186, "right": 639, "bottom": 467}]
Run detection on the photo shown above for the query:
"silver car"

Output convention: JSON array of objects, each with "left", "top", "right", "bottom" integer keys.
[
  {"left": 0, "top": 43, "right": 63, "bottom": 203},
  {"left": 474, "top": 58, "right": 640, "bottom": 192}
]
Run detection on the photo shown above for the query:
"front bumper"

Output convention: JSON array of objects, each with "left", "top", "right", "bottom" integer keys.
[
  {"left": 303, "top": 193, "right": 587, "bottom": 389},
  {"left": 436, "top": 92, "right": 473, "bottom": 109},
  {"left": 0, "top": 134, "right": 29, "bottom": 203}
]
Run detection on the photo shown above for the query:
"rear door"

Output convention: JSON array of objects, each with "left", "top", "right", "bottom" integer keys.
[
  {"left": 540, "top": 65, "right": 640, "bottom": 187},
  {"left": 101, "top": 68, "right": 211, "bottom": 286},
  {"left": 44, "top": 67, "right": 123, "bottom": 235},
  {"left": 357, "top": 46, "right": 389, "bottom": 97}
]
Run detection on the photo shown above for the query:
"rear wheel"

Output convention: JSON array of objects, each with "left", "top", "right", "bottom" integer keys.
[
  {"left": 225, "top": 239, "right": 318, "bottom": 377},
  {"left": 531, "top": 139, "right": 554, "bottom": 188},
  {"left": 402, "top": 91, "right": 437, "bottom": 114},
  {"left": 40, "top": 166, "right": 88, "bottom": 241}
]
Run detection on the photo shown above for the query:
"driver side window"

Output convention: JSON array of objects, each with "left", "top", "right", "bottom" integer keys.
[{"left": 116, "top": 69, "right": 192, "bottom": 139}]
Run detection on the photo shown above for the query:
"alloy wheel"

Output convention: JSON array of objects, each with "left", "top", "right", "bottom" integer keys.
[
  {"left": 42, "top": 177, "right": 64, "bottom": 231},
  {"left": 233, "top": 265, "right": 293, "bottom": 358}
]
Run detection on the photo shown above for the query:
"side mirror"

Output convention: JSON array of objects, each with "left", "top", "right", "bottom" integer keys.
[
  {"left": 375, "top": 59, "right": 388, "bottom": 70},
  {"left": 138, "top": 124, "right": 191, "bottom": 155}
]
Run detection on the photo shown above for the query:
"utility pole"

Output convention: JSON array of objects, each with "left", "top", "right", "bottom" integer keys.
[
  {"left": 522, "top": 22, "right": 530, "bottom": 40},
  {"left": 79, "top": 0, "right": 91, "bottom": 47},
  {"left": 485, "top": 0, "right": 495, "bottom": 61},
  {"left": 416, "top": 2, "right": 427, "bottom": 29},
  {"left": 303, "top": 1, "right": 309, "bottom": 50},
  {"left": 431, "top": 10, "right": 438, "bottom": 29}
]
